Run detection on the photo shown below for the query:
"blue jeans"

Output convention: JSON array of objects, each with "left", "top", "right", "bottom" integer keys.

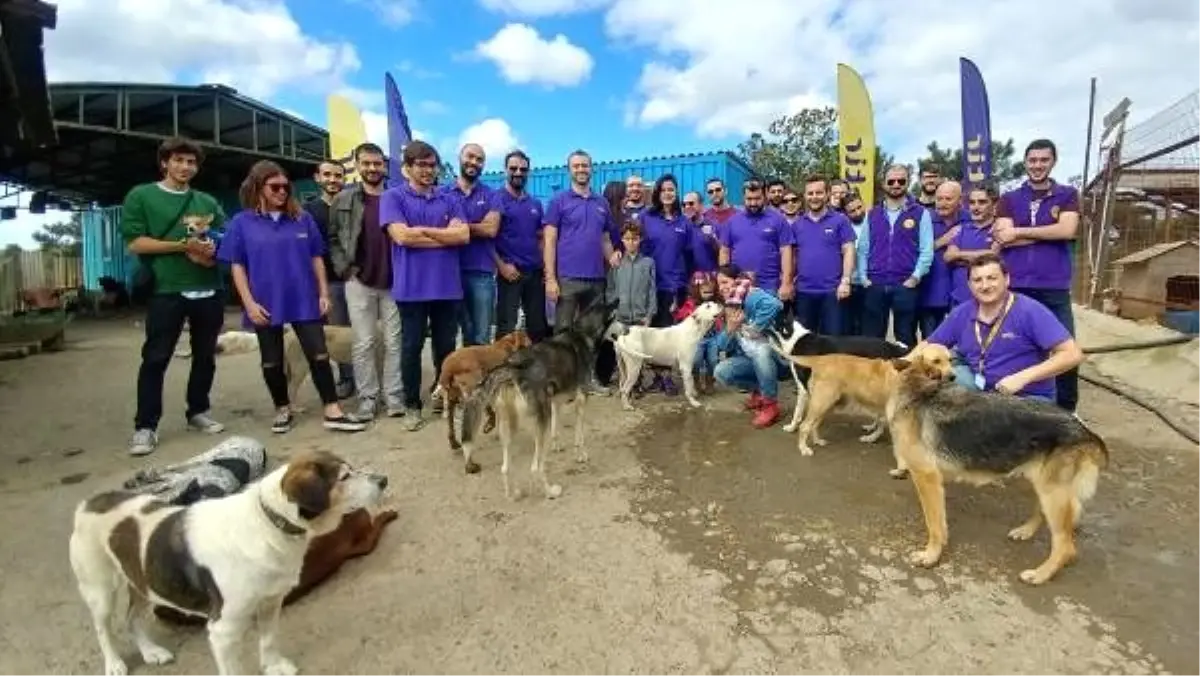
[
  {"left": 714, "top": 336, "right": 788, "bottom": 399},
  {"left": 841, "top": 284, "right": 866, "bottom": 336},
  {"left": 862, "top": 283, "right": 919, "bottom": 347},
  {"left": 1014, "top": 287, "right": 1077, "bottom": 413},
  {"left": 398, "top": 300, "right": 459, "bottom": 411},
  {"left": 694, "top": 334, "right": 721, "bottom": 375},
  {"left": 459, "top": 271, "right": 496, "bottom": 347},
  {"left": 953, "top": 362, "right": 1054, "bottom": 403},
  {"left": 794, "top": 291, "right": 842, "bottom": 335}
]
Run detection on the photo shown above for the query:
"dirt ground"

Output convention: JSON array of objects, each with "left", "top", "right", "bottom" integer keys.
[{"left": 0, "top": 314, "right": 1195, "bottom": 675}]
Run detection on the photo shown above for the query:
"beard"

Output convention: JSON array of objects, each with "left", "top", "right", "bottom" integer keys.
[
  {"left": 460, "top": 163, "right": 480, "bottom": 181},
  {"left": 509, "top": 175, "right": 527, "bottom": 190}
]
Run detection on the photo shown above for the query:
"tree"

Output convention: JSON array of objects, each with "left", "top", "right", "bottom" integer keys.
[
  {"left": 914, "top": 138, "right": 1024, "bottom": 184},
  {"left": 736, "top": 106, "right": 897, "bottom": 198},
  {"left": 32, "top": 212, "right": 82, "bottom": 256}
]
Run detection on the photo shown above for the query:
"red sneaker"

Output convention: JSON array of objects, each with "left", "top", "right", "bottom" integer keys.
[
  {"left": 752, "top": 399, "right": 781, "bottom": 428},
  {"left": 743, "top": 392, "right": 765, "bottom": 410}
]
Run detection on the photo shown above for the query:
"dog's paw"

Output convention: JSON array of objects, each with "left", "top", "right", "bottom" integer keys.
[
  {"left": 263, "top": 657, "right": 299, "bottom": 676},
  {"left": 464, "top": 460, "right": 482, "bottom": 475},
  {"left": 575, "top": 452, "right": 589, "bottom": 464},
  {"left": 797, "top": 445, "right": 814, "bottom": 457},
  {"left": 139, "top": 644, "right": 175, "bottom": 666},
  {"left": 813, "top": 437, "right": 829, "bottom": 447},
  {"left": 857, "top": 433, "right": 880, "bottom": 444},
  {"left": 1018, "top": 567, "right": 1053, "bottom": 585},
  {"left": 1007, "top": 523, "right": 1039, "bottom": 541},
  {"left": 546, "top": 484, "right": 563, "bottom": 499},
  {"left": 908, "top": 548, "right": 942, "bottom": 568},
  {"left": 860, "top": 422, "right": 878, "bottom": 433},
  {"left": 375, "top": 509, "right": 400, "bottom": 525},
  {"left": 782, "top": 422, "right": 798, "bottom": 433},
  {"left": 888, "top": 468, "right": 909, "bottom": 480},
  {"left": 104, "top": 658, "right": 129, "bottom": 676},
  {"left": 622, "top": 402, "right": 636, "bottom": 412},
  {"left": 687, "top": 398, "right": 703, "bottom": 409}
]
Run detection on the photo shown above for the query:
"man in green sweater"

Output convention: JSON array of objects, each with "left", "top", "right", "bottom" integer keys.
[{"left": 122, "top": 137, "right": 228, "bottom": 456}]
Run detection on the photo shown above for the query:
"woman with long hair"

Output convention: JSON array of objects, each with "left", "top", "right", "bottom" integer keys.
[
  {"left": 642, "top": 173, "right": 690, "bottom": 327},
  {"left": 217, "top": 160, "right": 367, "bottom": 434}
]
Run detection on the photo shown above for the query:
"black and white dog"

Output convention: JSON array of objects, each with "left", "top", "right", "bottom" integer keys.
[{"left": 769, "top": 319, "right": 910, "bottom": 438}]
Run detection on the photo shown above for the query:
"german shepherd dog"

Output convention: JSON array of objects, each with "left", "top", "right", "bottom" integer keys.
[
  {"left": 458, "top": 290, "right": 618, "bottom": 499},
  {"left": 889, "top": 348, "right": 1109, "bottom": 585}
]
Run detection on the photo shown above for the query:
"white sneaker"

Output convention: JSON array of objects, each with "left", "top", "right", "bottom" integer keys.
[
  {"left": 187, "top": 412, "right": 226, "bottom": 434},
  {"left": 129, "top": 429, "right": 159, "bottom": 456}
]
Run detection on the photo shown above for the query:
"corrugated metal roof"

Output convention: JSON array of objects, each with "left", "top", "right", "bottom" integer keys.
[{"left": 1113, "top": 240, "right": 1199, "bottom": 265}]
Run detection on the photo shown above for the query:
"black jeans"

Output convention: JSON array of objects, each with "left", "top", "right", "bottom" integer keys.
[
  {"left": 254, "top": 321, "right": 337, "bottom": 408},
  {"left": 496, "top": 269, "right": 548, "bottom": 343},
  {"left": 652, "top": 289, "right": 685, "bottom": 328},
  {"left": 1014, "top": 287, "right": 1079, "bottom": 413},
  {"left": 134, "top": 293, "right": 225, "bottom": 430},
  {"left": 917, "top": 306, "right": 949, "bottom": 341},
  {"left": 398, "top": 300, "right": 459, "bottom": 411}
]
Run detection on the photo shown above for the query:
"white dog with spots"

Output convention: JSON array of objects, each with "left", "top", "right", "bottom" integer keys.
[{"left": 613, "top": 300, "right": 723, "bottom": 410}]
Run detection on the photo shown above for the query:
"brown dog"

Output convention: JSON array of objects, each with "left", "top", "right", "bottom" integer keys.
[
  {"left": 435, "top": 331, "right": 532, "bottom": 469},
  {"left": 888, "top": 345, "right": 1108, "bottom": 585}
]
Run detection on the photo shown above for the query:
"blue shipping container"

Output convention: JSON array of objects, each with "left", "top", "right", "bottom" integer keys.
[{"left": 480, "top": 151, "right": 753, "bottom": 207}]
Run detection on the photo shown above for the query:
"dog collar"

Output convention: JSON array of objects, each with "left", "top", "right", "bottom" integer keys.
[{"left": 259, "top": 497, "right": 307, "bottom": 537}]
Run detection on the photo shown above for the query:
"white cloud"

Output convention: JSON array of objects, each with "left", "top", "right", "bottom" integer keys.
[
  {"left": 361, "top": 111, "right": 392, "bottom": 150},
  {"left": 478, "top": 0, "right": 608, "bottom": 17},
  {"left": 457, "top": 119, "right": 520, "bottom": 167},
  {"left": 475, "top": 23, "right": 593, "bottom": 88},
  {"left": 348, "top": 0, "right": 418, "bottom": 26},
  {"left": 46, "top": 0, "right": 362, "bottom": 101},
  {"left": 604, "top": 0, "right": 1200, "bottom": 178}
]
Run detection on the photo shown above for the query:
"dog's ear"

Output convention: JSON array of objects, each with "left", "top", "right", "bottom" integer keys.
[
  {"left": 280, "top": 452, "right": 342, "bottom": 520},
  {"left": 891, "top": 358, "right": 913, "bottom": 372}
]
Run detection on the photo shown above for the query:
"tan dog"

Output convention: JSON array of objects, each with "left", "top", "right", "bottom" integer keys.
[
  {"left": 774, "top": 343, "right": 953, "bottom": 478},
  {"left": 887, "top": 346, "right": 1108, "bottom": 585},
  {"left": 434, "top": 331, "right": 532, "bottom": 467}
]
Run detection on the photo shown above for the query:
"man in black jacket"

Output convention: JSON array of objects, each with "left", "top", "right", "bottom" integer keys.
[{"left": 304, "top": 158, "right": 355, "bottom": 399}]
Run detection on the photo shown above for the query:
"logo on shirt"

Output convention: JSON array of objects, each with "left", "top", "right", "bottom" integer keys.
[
  {"left": 1001, "top": 331, "right": 1017, "bottom": 340},
  {"left": 531, "top": 208, "right": 541, "bottom": 216},
  {"left": 475, "top": 200, "right": 487, "bottom": 207},
  {"left": 1050, "top": 205, "right": 1061, "bottom": 220},
  {"left": 297, "top": 232, "right": 308, "bottom": 238},
  {"left": 902, "top": 218, "right": 916, "bottom": 229}
]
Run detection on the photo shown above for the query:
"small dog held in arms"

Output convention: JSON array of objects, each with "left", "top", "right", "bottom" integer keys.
[
  {"left": 458, "top": 290, "right": 618, "bottom": 496},
  {"left": 887, "top": 344, "right": 1109, "bottom": 585},
  {"left": 68, "top": 450, "right": 388, "bottom": 675},
  {"left": 613, "top": 300, "right": 723, "bottom": 410},
  {"left": 433, "top": 330, "right": 533, "bottom": 456}
]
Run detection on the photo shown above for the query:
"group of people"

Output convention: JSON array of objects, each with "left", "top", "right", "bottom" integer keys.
[{"left": 120, "top": 134, "right": 1085, "bottom": 455}]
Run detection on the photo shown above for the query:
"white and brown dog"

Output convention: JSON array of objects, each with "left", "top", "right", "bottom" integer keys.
[
  {"left": 613, "top": 300, "right": 723, "bottom": 410},
  {"left": 68, "top": 451, "right": 388, "bottom": 676}
]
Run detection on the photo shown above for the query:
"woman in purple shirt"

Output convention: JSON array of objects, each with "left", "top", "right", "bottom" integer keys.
[
  {"left": 218, "top": 161, "right": 367, "bottom": 434},
  {"left": 945, "top": 183, "right": 1001, "bottom": 306},
  {"left": 927, "top": 252, "right": 1083, "bottom": 402},
  {"left": 641, "top": 173, "right": 691, "bottom": 327}
]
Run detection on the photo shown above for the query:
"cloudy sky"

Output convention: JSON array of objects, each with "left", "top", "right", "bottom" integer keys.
[{"left": 2, "top": 0, "right": 1197, "bottom": 246}]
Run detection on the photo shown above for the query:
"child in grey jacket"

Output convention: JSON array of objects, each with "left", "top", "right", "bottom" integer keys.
[{"left": 607, "top": 221, "right": 657, "bottom": 326}]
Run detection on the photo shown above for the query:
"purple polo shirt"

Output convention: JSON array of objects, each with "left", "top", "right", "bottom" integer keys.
[
  {"left": 217, "top": 209, "right": 324, "bottom": 328},
  {"left": 441, "top": 182, "right": 497, "bottom": 274},
  {"left": 641, "top": 209, "right": 690, "bottom": 292},
  {"left": 928, "top": 292, "right": 1071, "bottom": 399},
  {"left": 719, "top": 208, "right": 795, "bottom": 292},
  {"left": 792, "top": 209, "right": 856, "bottom": 294},
  {"left": 492, "top": 187, "right": 544, "bottom": 272},
  {"left": 688, "top": 216, "right": 719, "bottom": 273},
  {"left": 545, "top": 189, "right": 619, "bottom": 281},
  {"left": 995, "top": 181, "right": 1080, "bottom": 290},
  {"left": 379, "top": 183, "right": 467, "bottom": 302},
  {"left": 950, "top": 222, "right": 995, "bottom": 305},
  {"left": 920, "top": 209, "right": 968, "bottom": 309}
]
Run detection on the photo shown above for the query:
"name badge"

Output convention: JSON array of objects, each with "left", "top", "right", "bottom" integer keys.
[{"left": 974, "top": 372, "right": 986, "bottom": 390}]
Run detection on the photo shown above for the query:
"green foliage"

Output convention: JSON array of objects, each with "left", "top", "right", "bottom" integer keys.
[
  {"left": 914, "top": 138, "right": 1024, "bottom": 184},
  {"left": 32, "top": 212, "right": 82, "bottom": 256}
]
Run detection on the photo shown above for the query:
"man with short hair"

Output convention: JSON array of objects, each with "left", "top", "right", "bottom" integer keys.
[
  {"left": 328, "top": 142, "right": 404, "bottom": 420},
  {"left": 493, "top": 149, "right": 549, "bottom": 342},
  {"left": 765, "top": 178, "right": 787, "bottom": 210},
  {"left": 123, "top": 137, "right": 227, "bottom": 456},
  {"left": 381, "top": 140, "right": 470, "bottom": 430},
  {"left": 544, "top": 149, "right": 621, "bottom": 395},
  {"left": 828, "top": 179, "right": 849, "bottom": 212},
  {"left": 624, "top": 175, "right": 648, "bottom": 221},
  {"left": 919, "top": 180, "right": 967, "bottom": 338},
  {"left": 915, "top": 162, "right": 943, "bottom": 208},
  {"left": 779, "top": 186, "right": 801, "bottom": 226},
  {"left": 992, "top": 138, "right": 1082, "bottom": 414},
  {"left": 443, "top": 142, "right": 500, "bottom": 348},
  {"left": 791, "top": 175, "right": 856, "bottom": 335},
  {"left": 702, "top": 178, "right": 737, "bottom": 226},
  {"left": 841, "top": 190, "right": 869, "bottom": 335},
  {"left": 304, "top": 158, "right": 355, "bottom": 399},
  {"left": 683, "top": 190, "right": 718, "bottom": 274},
  {"left": 857, "top": 164, "right": 934, "bottom": 348},
  {"left": 718, "top": 179, "right": 795, "bottom": 301}
]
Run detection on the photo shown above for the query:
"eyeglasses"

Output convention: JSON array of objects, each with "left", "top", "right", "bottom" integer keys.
[
  {"left": 265, "top": 181, "right": 290, "bottom": 193},
  {"left": 886, "top": 178, "right": 908, "bottom": 187},
  {"left": 507, "top": 166, "right": 529, "bottom": 174},
  {"left": 783, "top": 196, "right": 799, "bottom": 204},
  {"left": 683, "top": 200, "right": 699, "bottom": 207}
]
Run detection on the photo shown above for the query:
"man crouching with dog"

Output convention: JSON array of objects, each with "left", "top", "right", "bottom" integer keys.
[{"left": 712, "top": 267, "right": 790, "bottom": 428}]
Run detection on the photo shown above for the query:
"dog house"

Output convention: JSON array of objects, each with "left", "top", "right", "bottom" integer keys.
[{"left": 1111, "top": 240, "right": 1200, "bottom": 320}]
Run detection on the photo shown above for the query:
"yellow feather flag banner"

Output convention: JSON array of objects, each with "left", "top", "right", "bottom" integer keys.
[
  {"left": 836, "top": 63, "right": 877, "bottom": 207},
  {"left": 326, "top": 94, "right": 368, "bottom": 183}
]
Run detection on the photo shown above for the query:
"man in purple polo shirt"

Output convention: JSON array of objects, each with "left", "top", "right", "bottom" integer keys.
[
  {"left": 544, "top": 149, "right": 621, "bottom": 394},
  {"left": 992, "top": 138, "right": 1082, "bottom": 414},
  {"left": 442, "top": 142, "right": 499, "bottom": 347},
  {"left": 380, "top": 140, "right": 470, "bottom": 430},
  {"left": 493, "top": 149, "right": 548, "bottom": 342},
  {"left": 918, "top": 180, "right": 966, "bottom": 339},
  {"left": 683, "top": 190, "right": 718, "bottom": 274},
  {"left": 792, "top": 175, "right": 855, "bottom": 335},
  {"left": 718, "top": 178, "right": 795, "bottom": 300},
  {"left": 856, "top": 164, "right": 934, "bottom": 348},
  {"left": 624, "top": 175, "right": 648, "bottom": 221},
  {"left": 928, "top": 253, "right": 1083, "bottom": 402}
]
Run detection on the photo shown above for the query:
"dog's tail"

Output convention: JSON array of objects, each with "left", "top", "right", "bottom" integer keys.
[
  {"left": 614, "top": 337, "right": 654, "bottom": 361},
  {"left": 1070, "top": 423, "right": 1110, "bottom": 507},
  {"left": 460, "top": 365, "right": 519, "bottom": 447}
]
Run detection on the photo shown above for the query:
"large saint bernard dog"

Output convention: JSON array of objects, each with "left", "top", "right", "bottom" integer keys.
[{"left": 68, "top": 450, "right": 388, "bottom": 675}]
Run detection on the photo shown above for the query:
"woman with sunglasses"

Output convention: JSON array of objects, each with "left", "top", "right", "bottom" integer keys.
[{"left": 218, "top": 160, "right": 368, "bottom": 434}]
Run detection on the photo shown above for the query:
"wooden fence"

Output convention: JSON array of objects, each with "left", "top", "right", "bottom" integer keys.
[{"left": 0, "top": 249, "right": 83, "bottom": 315}]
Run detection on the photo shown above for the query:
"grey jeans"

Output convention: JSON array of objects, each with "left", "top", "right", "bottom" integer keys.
[
  {"left": 344, "top": 278, "right": 403, "bottom": 406},
  {"left": 554, "top": 278, "right": 606, "bottom": 332}
]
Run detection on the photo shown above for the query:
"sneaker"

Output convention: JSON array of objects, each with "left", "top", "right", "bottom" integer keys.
[
  {"left": 187, "top": 412, "right": 226, "bottom": 434},
  {"left": 752, "top": 399, "right": 781, "bottom": 428},
  {"left": 403, "top": 408, "right": 425, "bottom": 432},
  {"left": 385, "top": 401, "right": 407, "bottom": 418},
  {"left": 354, "top": 398, "right": 378, "bottom": 421},
  {"left": 129, "top": 428, "right": 158, "bottom": 457},
  {"left": 271, "top": 411, "right": 294, "bottom": 434},
  {"left": 323, "top": 414, "right": 368, "bottom": 433}
]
